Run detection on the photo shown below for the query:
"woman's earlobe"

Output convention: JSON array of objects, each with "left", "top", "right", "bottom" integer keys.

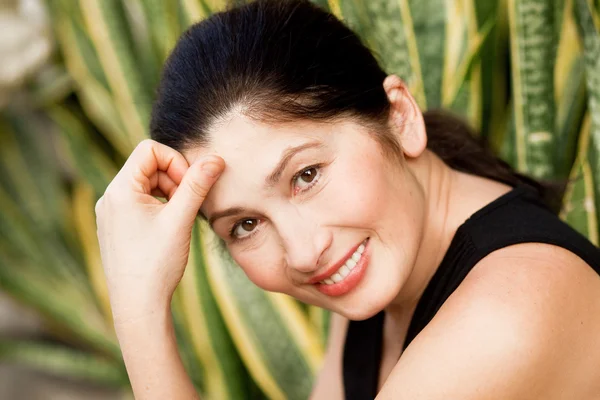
[{"left": 399, "top": 121, "right": 428, "bottom": 159}]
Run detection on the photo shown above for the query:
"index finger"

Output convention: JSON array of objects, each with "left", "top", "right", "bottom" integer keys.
[{"left": 112, "top": 139, "right": 189, "bottom": 196}]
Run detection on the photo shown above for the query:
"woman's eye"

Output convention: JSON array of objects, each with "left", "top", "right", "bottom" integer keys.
[
  {"left": 231, "top": 218, "right": 259, "bottom": 239},
  {"left": 293, "top": 166, "right": 320, "bottom": 193}
]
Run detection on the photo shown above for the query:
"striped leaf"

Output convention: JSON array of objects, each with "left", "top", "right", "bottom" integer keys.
[
  {"left": 50, "top": 3, "right": 131, "bottom": 156},
  {"left": 408, "top": 0, "right": 447, "bottom": 109},
  {"left": 138, "top": 0, "right": 182, "bottom": 61},
  {"left": 121, "top": 0, "right": 163, "bottom": 90},
  {"left": 442, "top": 4, "right": 495, "bottom": 129},
  {"left": 47, "top": 105, "right": 118, "bottom": 196},
  {"left": 576, "top": 0, "right": 600, "bottom": 229},
  {"left": 560, "top": 114, "right": 599, "bottom": 245},
  {"left": 29, "top": 64, "right": 74, "bottom": 109},
  {"left": 593, "top": 0, "right": 600, "bottom": 29},
  {"left": 507, "top": 0, "right": 558, "bottom": 179},
  {"left": 79, "top": 0, "right": 152, "bottom": 149},
  {"left": 173, "top": 221, "right": 251, "bottom": 399},
  {"left": 0, "top": 116, "right": 90, "bottom": 285},
  {"left": 0, "top": 114, "right": 67, "bottom": 236},
  {"left": 336, "top": 0, "right": 427, "bottom": 109},
  {"left": 370, "top": 0, "right": 426, "bottom": 108},
  {"left": 180, "top": 0, "right": 210, "bottom": 26},
  {"left": 0, "top": 188, "right": 88, "bottom": 297},
  {"left": 308, "top": 306, "right": 331, "bottom": 348},
  {"left": 170, "top": 293, "right": 207, "bottom": 393},
  {"left": 327, "top": 0, "right": 343, "bottom": 19},
  {"left": 334, "top": 0, "right": 373, "bottom": 50},
  {"left": 0, "top": 339, "right": 127, "bottom": 387},
  {"left": 0, "top": 245, "right": 121, "bottom": 361},
  {"left": 442, "top": 0, "right": 472, "bottom": 114},
  {"left": 72, "top": 181, "right": 114, "bottom": 327},
  {"left": 561, "top": 161, "right": 598, "bottom": 244},
  {"left": 475, "top": 0, "right": 508, "bottom": 139},
  {"left": 554, "top": 0, "right": 587, "bottom": 178},
  {"left": 198, "top": 222, "right": 323, "bottom": 400},
  {"left": 48, "top": 1, "right": 112, "bottom": 90},
  {"left": 0, "top": 115, "right": 120, "bottom": 359},
  {"left": 201, "top": 0, "right": 229, "bottom": 13}
]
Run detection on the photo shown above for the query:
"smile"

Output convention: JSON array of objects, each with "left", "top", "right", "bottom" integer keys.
[
  {"left": 319, "top": 240, "right": 366, "bottom": 285},
  {"left": 313, "top": 238, "right": 370, "bottom": 297}
]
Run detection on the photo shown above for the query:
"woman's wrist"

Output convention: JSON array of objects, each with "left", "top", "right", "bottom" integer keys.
[
  {"left": 113, "top": 296, "right": 199, "bottom": 399},
  {"left": 112, "top": 294, "right": 173, "bottom": 339}
]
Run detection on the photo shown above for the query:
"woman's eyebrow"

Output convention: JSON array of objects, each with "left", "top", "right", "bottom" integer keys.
[
  {"left": 206, "top": 141, "right": 323, "bottom": 227},
  {"left": 208, "top": 206, "right": 247, "bottom": 227},
  {"left": 265, "top": 141, "right": 324, "bottom": 188}
]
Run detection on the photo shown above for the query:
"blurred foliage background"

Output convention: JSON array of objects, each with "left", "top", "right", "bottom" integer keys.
[{"left": 0, "top": 0, "right": 598, "bottom": 399}]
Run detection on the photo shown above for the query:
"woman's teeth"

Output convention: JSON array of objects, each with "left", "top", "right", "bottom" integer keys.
[{"left": 320, "top": 241, "right": 366, "bottom": 285}]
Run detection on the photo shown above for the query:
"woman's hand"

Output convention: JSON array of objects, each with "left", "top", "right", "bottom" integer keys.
[{"left": 95, "top": 139, "right": 224, "bottom": 328}]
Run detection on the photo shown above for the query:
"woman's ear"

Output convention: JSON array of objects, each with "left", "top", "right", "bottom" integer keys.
[{"left": 383, "top": 75, "right": 427, "bottom": 159}]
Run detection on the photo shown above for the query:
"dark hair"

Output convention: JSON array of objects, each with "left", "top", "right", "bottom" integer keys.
[{"left": 150, "top": 0, "right": 563, "bottom": 212}]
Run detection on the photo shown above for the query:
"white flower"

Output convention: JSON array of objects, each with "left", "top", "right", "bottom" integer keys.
[{"left": 0, "top": 0, "right": 52, "bottom": 108}]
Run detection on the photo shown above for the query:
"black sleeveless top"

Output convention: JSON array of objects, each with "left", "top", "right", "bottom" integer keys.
[{"left": 342, "top": 185, "right": 600, "bottom": 399}]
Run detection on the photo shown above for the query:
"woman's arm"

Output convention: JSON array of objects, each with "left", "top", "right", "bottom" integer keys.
[
  {"left": 114, "top": 299, "right": 200, "bottom": 400},
  {"left": 94, "top": 140, "right": 224, "bottom": 400}
]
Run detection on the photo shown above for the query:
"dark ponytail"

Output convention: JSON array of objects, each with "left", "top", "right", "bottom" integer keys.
[
  {"left": 423, "top": 110, "right": 565, "bottom": 212},
  {"left": 150, "top": 0, "right": 563, "bottom": 212}
]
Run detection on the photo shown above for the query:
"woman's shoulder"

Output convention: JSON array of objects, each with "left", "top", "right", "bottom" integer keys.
[
  {"left": 378, "top": 243, "right": 600, "bottom": 399},
  {"left": 448, "top": 242, "right": 600, "bottom": 346}
]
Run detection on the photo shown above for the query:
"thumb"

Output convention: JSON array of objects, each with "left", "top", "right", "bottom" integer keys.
[{"left": 166, "top": 155, "right": 224, "bottom": 224}]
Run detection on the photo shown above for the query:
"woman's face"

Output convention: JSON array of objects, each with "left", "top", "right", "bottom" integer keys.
[{"left": 189, "top": 94, "right": 428, "bottom": 320}]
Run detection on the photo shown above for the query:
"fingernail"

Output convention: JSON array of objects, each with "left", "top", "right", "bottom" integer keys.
[{"left": 201, "top": 162, "right": 222, "bottom": 178}]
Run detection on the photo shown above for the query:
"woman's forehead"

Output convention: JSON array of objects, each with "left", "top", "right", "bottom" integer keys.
[{"left": 183, "top": 113, "right": 358, "bottom": 165}]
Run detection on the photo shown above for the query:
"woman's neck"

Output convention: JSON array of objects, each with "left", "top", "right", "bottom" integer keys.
[
  {"left": 384, "top": 150, "right": 514, "bottom": 326},
  {"left": 384, "top": 150, "right": 457, "bottom": 323}
]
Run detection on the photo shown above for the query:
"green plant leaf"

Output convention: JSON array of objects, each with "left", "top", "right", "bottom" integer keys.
[
  {"left": 172, "top": 221, "right": 252, "bottom": 399},
  {"left": 138, "top": 0, "right": 182, "bottom": 61},
  {"left": 79, "top": 0, "right": 152, "bottom": 148},
  {"left": 0, "top": 339, "right": 128, "bottom": 387},
  {"left": 199, "top": 223, "right": 323, "bottom": 400},
  {"left": 508, "top": 0, "right": 558, "bottom": 179},
  {"left": 576, "top": 0, "right": 600, "bottom": 233},
  {"left": 560, "top": 114, "right": 599, "bottom": 244}
]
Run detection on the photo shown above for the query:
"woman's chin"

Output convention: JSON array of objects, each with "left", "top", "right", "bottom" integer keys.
[
  {"left": 327, "top": 289, "right": 394, "bottom": 321},
  {"left": 339, "top": 306, "right": 384, "bottom": 321}
]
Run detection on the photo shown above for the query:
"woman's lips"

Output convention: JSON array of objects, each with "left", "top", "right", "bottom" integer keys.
[
  {"left": 314, "top": 239, "right": 370, "bottom": 297},
  {"left": 307, "top": 239, "right": 366, "bottom": 284}
]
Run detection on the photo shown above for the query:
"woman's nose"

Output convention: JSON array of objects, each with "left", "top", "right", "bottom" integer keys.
[{"left": 277, "top": 215, "right": 331, "bottom": 273}]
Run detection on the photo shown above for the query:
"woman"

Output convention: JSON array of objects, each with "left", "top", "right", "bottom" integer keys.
[{"left": 95, "top": 0, "right": 600, "bottom": 398}]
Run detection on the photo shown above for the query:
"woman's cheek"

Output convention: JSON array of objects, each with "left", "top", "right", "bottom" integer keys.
[{"left": 233, "top": 247, "right": 285, "bottom": 292}]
